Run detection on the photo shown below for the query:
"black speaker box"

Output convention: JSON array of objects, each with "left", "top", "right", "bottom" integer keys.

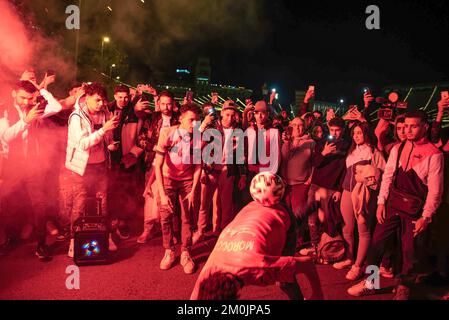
[
  {"left": 74, "top": 213, "right": 110, "bottom": 266},
  {"left": 74, "top": 230, "right": 109, "bottom": 266}
]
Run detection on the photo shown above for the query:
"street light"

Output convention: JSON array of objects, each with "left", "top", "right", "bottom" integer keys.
[
  {"left": 110, "top": 64, "right": 116, "bottom": 78},
  {"left": 101, "top": 36, "right": 110, "bottom": 71}
]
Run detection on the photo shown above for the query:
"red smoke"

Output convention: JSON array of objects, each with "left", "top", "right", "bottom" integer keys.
[{"left": 0, "top": 1, "right": 31, "bottom": 105}]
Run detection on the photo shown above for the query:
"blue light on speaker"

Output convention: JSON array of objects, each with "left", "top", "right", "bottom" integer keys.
[{"left": 82, "top": 240, "right": 101, "bottom": 257}]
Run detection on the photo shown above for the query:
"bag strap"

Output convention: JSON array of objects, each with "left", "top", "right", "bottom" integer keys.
[{"left": 393, "top": 141, "right": 407, "bottom": 189}]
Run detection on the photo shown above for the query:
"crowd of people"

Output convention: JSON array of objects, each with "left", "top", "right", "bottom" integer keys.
[{"left": 0, "top": 68, "right": 448, "bottom": 300}]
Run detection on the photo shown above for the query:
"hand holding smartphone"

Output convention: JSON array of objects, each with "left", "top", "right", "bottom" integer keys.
[
  {"left": 282, "top": 126, "right": 293, "bottom": 141},
  {"left": 441, "top": 91, "right": 449, "bottom": 100},
  {"left": 441, "top": 91, "right": 449, "bottom": 109},
  {"left": 211, "top": 92, "right": 218, "bottom": 104},
  {"left": 186, "top": 91, "right": 193, "bottom": 103}
]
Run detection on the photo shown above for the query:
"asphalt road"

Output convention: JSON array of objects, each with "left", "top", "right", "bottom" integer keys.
[
  {"left": 2, "top": 216, "right": 449, "bottom": 301},
  {"left": 0, "top": 231, "right": 405, "bottom": 300}
]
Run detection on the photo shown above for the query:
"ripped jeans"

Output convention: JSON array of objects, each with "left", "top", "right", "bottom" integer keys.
[{"left": 60, "top": 163, "right": 109, "bottom": 237}]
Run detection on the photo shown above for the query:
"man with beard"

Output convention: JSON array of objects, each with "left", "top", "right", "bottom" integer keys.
[
  {"left": 0, "top": 78, "right": 62, "bottom": 260},
  {"left": 348, "top": 111, "right": 444, "bottom": 300},
  {"left": 136, "top": 90, "right": 180, "bottom": 244},
  {"left": 108, "top": 85, "right": 143, "bottom": 240}
]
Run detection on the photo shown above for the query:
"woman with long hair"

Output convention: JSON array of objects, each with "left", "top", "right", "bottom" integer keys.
[
  {"left": 311, "top": 124, "right": 325, "bottom": 142},
  {"left": 333, "top": 122, "right": 386, "bottom": 280}
]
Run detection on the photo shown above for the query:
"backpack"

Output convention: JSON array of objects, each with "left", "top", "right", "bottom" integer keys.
[{"left": 316, "top": 232, "right": 346, "bottom": 264}]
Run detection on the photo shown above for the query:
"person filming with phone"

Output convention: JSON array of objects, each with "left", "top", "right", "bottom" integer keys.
[
  {"left": 431, "top": 91, "right": 449, "bottom": 146},
  {"left": 107, "top": 85, "right": 143, "bottom": 241},
  {"left": 280, "top": 117, "right": 316, "bottom": 249},
  {"left": 298, "top": 117, "right": 350, "bottom": 256},
  {"left": 0, "top": 77, "right": 62, "bottom": 260},
  {"left": 64, "top": 82, "right": 119, "bottom": 257},
  {"left": 136, "top": 90, "right": 180, "bottom": 244}
]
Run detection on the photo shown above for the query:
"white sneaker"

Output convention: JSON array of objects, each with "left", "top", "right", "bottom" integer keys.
[
  {"left": 299, "top": 246, "right": 316, "bottom": 256},
  {"left": 109, "top": 235, "right": 117, "bottom": 252},
  {"left": 160, "top": 249, "right": 176, "bottom": 270},
  {"left": 137, "top": 229, "right": 152, "bottom": 244},
  {"left": 347, "top": 279, "right": 376, "bottom": 297},
  {"left": 68, "top": 239, "right": 74, "bottom": 258},
  {"left": 46, "top": 221, "right": 59, "bottom": 236},
  {"left": 379, "top": 266, "right": 394, "bottom": 279},
  {"left": 180, "top": 251, "right": 196, "bottom": 274},
  {"left": 333, "top": 259, "right": 353, "bottom": 270},
  {"left": 345, "top": 265, "right": 363, "bottom": 281}
]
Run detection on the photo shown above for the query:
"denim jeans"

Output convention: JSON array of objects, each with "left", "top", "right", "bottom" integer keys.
[
  {"left": 197, "top": 172, "right": 219, "bottom": 234},
  {"left": 159, "top": 177, "right": 193, "bottom": 252},
  {"left": 66, "top": 163, "right": 109, "bottom": 237}
]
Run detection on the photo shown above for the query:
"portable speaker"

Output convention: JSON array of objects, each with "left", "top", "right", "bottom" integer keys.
[
  {"left": 73, "top": 195, "right": 110, "bottom": 266},
  {"left": 74, "top": 230, "right": 109, "bottom": 266}
]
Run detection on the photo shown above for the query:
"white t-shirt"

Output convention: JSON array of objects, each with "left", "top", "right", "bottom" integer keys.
[
  {"left": 162, "top": 114, "right": 171, "bottom": 129},
  {"left": 151, "top": 114, "right": 172, "bottom": 167}
]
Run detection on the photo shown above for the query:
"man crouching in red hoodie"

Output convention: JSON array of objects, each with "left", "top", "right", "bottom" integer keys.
[{"left": 190, "top": 172, "right": 324, "bottom": 300}]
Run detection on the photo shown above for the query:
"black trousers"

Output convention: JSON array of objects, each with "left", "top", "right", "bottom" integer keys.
[{"left": 367, "top": 210, "right": 423, "bottom": 285}]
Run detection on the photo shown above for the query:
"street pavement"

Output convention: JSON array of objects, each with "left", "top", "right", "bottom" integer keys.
[{"left": 0, "top": 231, "right": 447, "bottom": 300}]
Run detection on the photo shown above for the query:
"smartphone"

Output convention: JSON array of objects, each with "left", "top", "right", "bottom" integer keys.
[
  {"left": 442, "top": 91, "right": 449, "bottom": 100},
  {"left": 364, "top": 87, "right": 371, "bottom": 95},
  {"left": 396, "top": 101, "right": 408, "bottom": 109},
  {"left": 208, "top": 106, "right": 217, "bottom": 119},
  {"left": 36, "top": 96, "right": 47, "bottom": 110},
  {"left": 378, "top": 108, "right": 394, "bottom": 121},
  {"left": 327, "top": 135, "right": 335, "bottom": 143},
  {"left": 141, "top": 91, "right": 152, "bottom": 102},
  {"left": 211, "top": 92, "right": 218, "bottom": 101}
]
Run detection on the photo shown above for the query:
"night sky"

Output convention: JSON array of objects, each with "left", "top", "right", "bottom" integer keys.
[
  {"left": 9, "top": 0, "right": 449, "bottom": 105},
  {"left": 202, "top": 0, "right": 449, "bottom": 104}
]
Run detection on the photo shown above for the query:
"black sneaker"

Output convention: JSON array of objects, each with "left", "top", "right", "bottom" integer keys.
[
  {"left": 116, "top": 225, "right": 131, "bottom": 240},
  {"left": 56, "top": 229, "right": 70, "bottom": 242},
  {"left": 422, "top": 272, "right": 449, "bottom": 287},
  {"left": 35, "top": 244, "right": 53, "bottom": 262}
]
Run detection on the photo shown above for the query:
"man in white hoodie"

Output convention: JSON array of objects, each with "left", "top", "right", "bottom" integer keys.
[{"left": 65, "top": 83, "right": 119, "bottom": 257}]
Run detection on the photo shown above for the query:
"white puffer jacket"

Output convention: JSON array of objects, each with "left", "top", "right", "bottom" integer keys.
[{"left": 65, "top": 95, "right": 112, "bottom": 176}]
